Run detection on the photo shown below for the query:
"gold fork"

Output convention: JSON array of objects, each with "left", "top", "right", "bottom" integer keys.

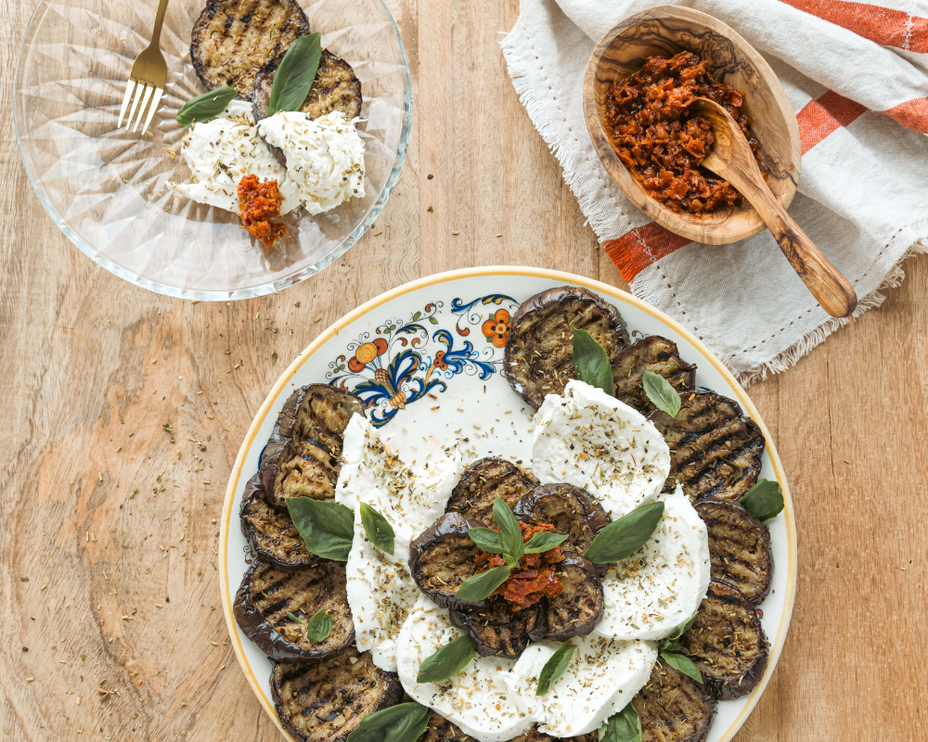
[{"left": 117, "top": 0, "right": 171, "bottom": 135}]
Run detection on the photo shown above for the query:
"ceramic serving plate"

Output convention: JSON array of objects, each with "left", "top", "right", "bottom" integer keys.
[{"left": 219, "top": 266, "right": 797, "bottom": 742}]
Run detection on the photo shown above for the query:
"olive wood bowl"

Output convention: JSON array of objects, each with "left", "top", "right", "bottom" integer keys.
[{"left": 583, "top": 5, "right": 801, "bottom": 245}]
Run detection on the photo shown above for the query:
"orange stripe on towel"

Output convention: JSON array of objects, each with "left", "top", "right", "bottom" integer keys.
[
  {"left": 883, "top": 97, "right": 928, "bottom": 133},
  {"left": 796, "top": 90, "right": 867, "bottom": 153},
  {"left": 603, "top": 223, "right": 691, "bottom": 283}
]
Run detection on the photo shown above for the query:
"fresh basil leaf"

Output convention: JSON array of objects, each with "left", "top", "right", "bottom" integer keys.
[
  {"left": 416, "top": 636, "right": 477, "bottom": 684},
  {"left": 268, "top": 33, "right": 322, "bottom": 115},
  {"left": 536, "top": 642, "right": 575, "bottom": 696},
  {"left": 660, "top": 651, "right": 703, "bottom": 683},
  {"left": 599, "top": 703, "right": 642, "bottom": 742},
  {"left": 345, "top": 701, "right": 430, "bottom": 742},
  {"left": 572, "top": 327, "right": 614, "bottom": 396},
  {"left": 455, "top": 566, "right": 511, "bottom": 603},
  {"left": 584, "top": 501, "right": 665, "bottom": 565},
  {"left": 642, "top": 369, "right": 681, "bottom": 418},
  {"left": 467, "top": 527, "right": 508, "bottom": 555},
  {"left": 523, "top": 531, "right": 569, "bottom": 554},
  {"left": 306, "top": 609, "right": 333, "bottom": 643},
  {"left": 492, "top": 497, "right": 524, "bottom": 562},
  {"left": 176, "top": 86, "right": 236, "bottom": 126},
  {"left": 286, "top": 611, "right": 306, "bottom": 624},
  {"left": 740, "top": 479, "right": 784, "bottom": 521},
  {"left": 286, "top": 497, "right": 354, "bottom": 561},
  {"left": 665, "top": 611, "right": 698, "bottom": 643},
  {"left": 660, "top": 639, "right": 684, "bottom": 654},
  {"left": 360, "top": 502, "right": 395, "bottom": 555}
]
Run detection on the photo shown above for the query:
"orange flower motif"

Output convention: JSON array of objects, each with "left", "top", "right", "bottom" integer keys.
[
  {"left": 482, "top": 309, "right": 510, "bottom": 348},
  {"left": 434, "top": 350, "right": 448, "bottom": 370},
  {"left": 348, "top": 337, "right": 388, "bottom": 372}
]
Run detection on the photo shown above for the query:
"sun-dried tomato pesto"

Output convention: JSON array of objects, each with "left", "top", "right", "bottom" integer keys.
[
  {"left": 238, "top": 174, "right": 287, "bottom": 250},
  {"left": 604, "top": 51, "right": 759, "bottom": 216}
]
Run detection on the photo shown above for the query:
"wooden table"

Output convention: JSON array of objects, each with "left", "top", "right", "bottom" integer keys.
[{"left": 2, "top": 1, "right": 926, "bottom": 740}]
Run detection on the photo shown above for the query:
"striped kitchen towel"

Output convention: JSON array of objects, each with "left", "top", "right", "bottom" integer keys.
[{"left": 502, "top": 0, "right": 928, "bottom": 385}]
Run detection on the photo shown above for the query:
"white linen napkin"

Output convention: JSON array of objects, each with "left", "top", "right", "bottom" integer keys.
[{"left": 502, "top": 0, "right": 928, "bottom": 385}]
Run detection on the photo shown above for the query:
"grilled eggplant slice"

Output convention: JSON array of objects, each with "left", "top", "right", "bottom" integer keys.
[
  {"left": 513, "top": 730, "right": 599, "bottom": 742},
  {"left": 694, "top": 499, "right": 773, "bottom": 605},
  {"left": 612, "top": 336, "right": 696, "bottom": 415},
  {"left": 271, "top": 645, "right": 402, "bottom": 742},
  {"left": 260, "top": 384, "right": 365, "bottom": 511},
  {"left": 513, "top": 483, "right": 611, "bottom": 557},
  {"left": 504, "top": 286, "right": 630, "bottom": 409},
  {"left": 649, "top": 392, "right": 765, "bottom": 502},
  {"left": 409, "top": 513, "right": 484, "bottom": 609},
  {"left": 240, "top": 473, "right": 318, "bottom": 570},
  {"left": 233, "top": 561, "right": 354, "bottom": 662},
  {"left": 633, "top": 658, "right": 716, "bottom": 742},
  {"left": 677, "top": 579, "right": 768, "bottom": 700},
  {"left": 449, "top": 598, "right": 543, "bottom": 659},
  {"left": 190, "top": 0, "right": 310, "bottom": 99},
  {"left": 446, "top": 457, "right": 538, "bottom": 527},
  {"left": 422, "top": 712, "right": 478, "bottom": 742},
  {"left": 533, "top": 551, "right": 604, "bottom": 641}
]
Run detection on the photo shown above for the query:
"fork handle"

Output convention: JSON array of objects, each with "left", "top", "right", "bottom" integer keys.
[{"left": 148, "top": 0, "right": 171, "bottom": 47}]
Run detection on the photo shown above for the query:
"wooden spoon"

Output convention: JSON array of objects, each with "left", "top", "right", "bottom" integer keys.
[{"left": 692, "top": 97, "right": 858, "bottom": 318}]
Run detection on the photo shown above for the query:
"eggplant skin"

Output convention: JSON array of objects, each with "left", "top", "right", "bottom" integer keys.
[
  {"left": 239, "top": 473, "right": 319, "bottom": 570},
  {"left": 233, "top": 560, "right": 354, "bottom": 663},
  {"left": 612, "top": 335, "right": 696, "bottom": 415},
  {"left": 677, "top": 579, "right": 768, "bottom": 700},
  {"left": 504, "top": 286, "right": 630, "bottom": 410},
  {"left": 449, "top": 598, "right": 543, "bottom": 659},
  {"left": 446, "top": 457, "right": 538, "bottom": 527},
  {"left": 422, "top": 711, "right": 478, "bottom": 742},
  {"left": 513, "top": 730, "right": 599, "bottom": 742},
  {"left": 271, "top": 646, "right": 402, "bottom": 742},
  {"left": 694, "top": 498, "right": 773, "bottom": 605},
  {"left": 408, "top": 513, "right": 485, "bottom": 610},
  {"left": 633, "top": 658, "right": 716, "bottom": 742},
  {"left": 533, "top": 551, "right": 604, "bottom": 642},
  {"left": 259, "top": 384, "right": 365, "bottom": 511},
  {"left": 513, "top": 483, "right": 611, "bottom": 558},
  {"left": 190, "top": 0, "right": 310, "bottom": 99},
  {"left": 649, "top": 391, "right": 765, "bottom": 502}
]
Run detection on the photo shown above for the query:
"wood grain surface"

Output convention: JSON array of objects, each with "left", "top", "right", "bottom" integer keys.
[{"left": 1, "top": 1, "right": 926, "bottom": 741}]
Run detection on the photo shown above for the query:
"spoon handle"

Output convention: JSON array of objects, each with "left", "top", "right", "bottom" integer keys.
[{"left": 722, "top": 162, "right": 858, "bottom": 318}]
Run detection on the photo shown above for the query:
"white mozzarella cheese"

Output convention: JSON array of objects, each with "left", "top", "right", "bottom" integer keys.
[
  {"left": 396, "top": 595, "right": 535, "bottom": 742},
  {"left": 506, "top": 636, "right": 657, "bottom": 737},
  {"left": 593, "top": 487, "right": 711, "bottom": 641},
  {"left": 531, "top": 381, "right": 670, "bottom": 518}
]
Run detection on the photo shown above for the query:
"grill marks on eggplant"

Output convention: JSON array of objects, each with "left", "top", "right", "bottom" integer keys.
[
  {"left": 649, "top": 392, "right": 765, "bottom": 502},
  {"left": 239, "top": 474, "right": 318, "bottom": 570},
  {"left": 191, "top": 0, "right": 310, "bottom": 99},
  {"left": 513, "top": 730, "right": 599, "bottom": 742},
  {"left": 260, "top": 384, "right": 365, "bottom": 511},
  {"left": 504, "top": 286, "right": 630, "bottom": 410},
  {"left": 695, "top": 499, "right": 773, "bottom": 604},
  {"left": 408, "top": 513, "right": 484, "bottom": 609},
  {"left": 513, "top": 483, "right": 611, "bottom": 557},
  {"left": 446, "top": 457, "right": 538, "bottom": 527},
  {"left": 450, "top": 598, "right": 543, "bottom": 659},
  {"left": 536, "top": 552, "right": 604, "bottom": 641},
  {"left": 271, "top": 645, "right": 402, "bottom": 742},
  {"left": 234, "top": 561, "right": 354, "bottom": 662},
  {"left": 612, "top": 336, "right": 697, "bottom": 415},
  {"left": 633, "top": 658, "right": 716, "bottom": 742},
  {"left": 422, "top": 712, "right": 478, "bottom": 742},
  {"left": 254, "top": 49, "right": 362, "bottom": 122},
  {"left": 677, "top": 580, "right": 768, "bottom": 700}
]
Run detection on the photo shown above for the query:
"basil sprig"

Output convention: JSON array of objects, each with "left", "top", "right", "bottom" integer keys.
[
  {"left": 457, "top": 498, "right": 567, "bottom": 602},
  {"left": 306, "top": 609, "right": 333, "bottom": 643},
  {"left": 416, "top": 635, "right": 477, "bottom": 684},
  {"left": 658, "top": 613, "right": 702, "bottom": 682},
  {"left": 360, "top": 502, "right": 395, "bottom": 555},
  {"left": 599, "top": 703, "right": 642, "bottom": 742},
  {"left": 345, "top": 701, "right": 430, "bottom": 742},
  {"left": 268, "top": 33, "right": 322, "bottom": 115},
  {"left": 287, "top": 497, "right": 354, "bottom": 561},
  {"left": 176, "top": 86, "right": 236, "bottom": 126},
  {"left": 572, "top": 328, "right": 614, "bottom": 395},
  {"left": 642, "top": 369, "right": 681, "bottom": 417},
  {"left": 740, "top": 479, "right": 784, "bottom": 521},
  {"left": 536, "top": 642, "right": 576, "bottom": 696},
  {"left": 584, "top": 501, "right": 665, "bottom": 565}
]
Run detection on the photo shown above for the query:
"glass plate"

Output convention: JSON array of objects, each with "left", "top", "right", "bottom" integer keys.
[{"left": 14, "top": 0, "right": 412, "bottom": 300}]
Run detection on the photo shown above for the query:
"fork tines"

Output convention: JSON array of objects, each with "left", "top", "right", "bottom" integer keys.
[{"left": 117, "top": 78, "right": 164, "bottom": 135}]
